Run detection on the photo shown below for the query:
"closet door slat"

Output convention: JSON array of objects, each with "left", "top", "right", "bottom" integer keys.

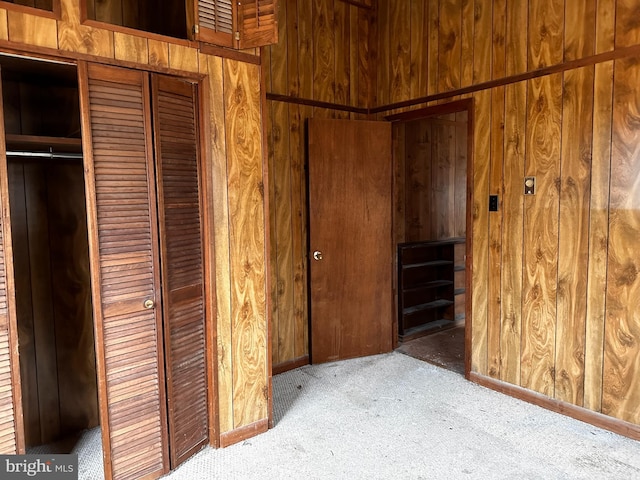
[
  {"left": 152, "top": 74, "right": 208, "bottom": 468},
  {"left": 80, "top": 63, "right": 168, "bottom": 480}
]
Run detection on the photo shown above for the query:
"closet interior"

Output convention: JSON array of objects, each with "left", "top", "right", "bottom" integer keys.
[{"left": 1, "top": 54, "right": 99, "bottom": 451}]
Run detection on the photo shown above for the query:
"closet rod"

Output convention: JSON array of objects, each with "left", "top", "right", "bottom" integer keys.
[{"left": 6, "top": 150, "right": 83, "bottom": 160}]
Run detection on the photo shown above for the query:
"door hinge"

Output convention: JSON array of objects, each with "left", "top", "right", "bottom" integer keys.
[
  {"left": 235, "top": 31, "right": 240, "bottom": 41},
  {"left": 193, "top": 24, "right": 199, "bottom": 35}
]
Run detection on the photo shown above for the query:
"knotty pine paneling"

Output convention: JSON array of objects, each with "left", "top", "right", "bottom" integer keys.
[{"left": 0, "top": 0, "right": 270, "bottom": 450}]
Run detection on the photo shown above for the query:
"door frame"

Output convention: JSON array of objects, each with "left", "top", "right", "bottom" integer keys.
[{"left": 386, "top": 98, "right": 474, "bottom": 379}]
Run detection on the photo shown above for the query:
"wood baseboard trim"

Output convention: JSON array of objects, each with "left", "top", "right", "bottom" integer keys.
[
  {"left": 273, "top": 355, "right": 309, "bottom": 375},
  {"left": 469, "top": 372, "right": 640, "bottom": 441},
  {"left": 219, "top": 418, "right": 269, "bottom": 447}
]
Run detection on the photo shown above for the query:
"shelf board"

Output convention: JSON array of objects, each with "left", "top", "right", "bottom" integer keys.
[
  {"left": 402, "top": 259, "right": 453, "bottom": 269},
  {"left": 5, "top": 134, "right": 82, "bottom": 152},
  {"left": 403, "top": 299, "right": 454, "bottom": 315},
  {"left": 403, "top": 280, "right": 453, "bottom": 293},
  {"left": 398, "top": 318, "right": 458, "bottom": 342}
]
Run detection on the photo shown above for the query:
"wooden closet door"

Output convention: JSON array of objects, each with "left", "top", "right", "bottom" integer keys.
[
  {"left": 152, "top": 75, "right": 208, "bottom": 467},
  {"left": 79, "top": 63, "right": 168, "bottom": 480},
  {"left": 0, "top": 69, "right": 24, "bottom": 455}
]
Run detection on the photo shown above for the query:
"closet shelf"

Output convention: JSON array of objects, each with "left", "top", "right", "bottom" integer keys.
[{"left": 5, "top": 134, "right": 82, "bottom": 152}]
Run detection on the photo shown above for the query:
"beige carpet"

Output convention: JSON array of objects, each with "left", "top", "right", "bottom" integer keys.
[{"left": 51, "top": 352, "right": 640, "bottom": 479}]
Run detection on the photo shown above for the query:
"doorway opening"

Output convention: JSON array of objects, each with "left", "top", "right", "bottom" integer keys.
[
  {"left": 389, "top": 99, "right": 473, "bottom": 377},
  {"left": 1, "top": 54, "right": 100, "bottom": 453}
]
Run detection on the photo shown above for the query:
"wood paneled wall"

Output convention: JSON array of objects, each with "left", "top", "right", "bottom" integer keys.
[
  {"left": 375, "top": 0, "right": 640, "bottom": 427},
  {"left": 263, "top": 0, "right": 375, "bottom": 369},
  {"left": 267, "top": 0, "right": 640, "bottom": 430},
  {"left": 396, "top": 113, "right": 467, "bottom": 243},
  {"left": 0, "top": 0, "right": 269, "bottom": 447}
]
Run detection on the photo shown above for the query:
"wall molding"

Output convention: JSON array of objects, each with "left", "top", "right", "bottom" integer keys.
[
  {"left": 469, "top": 373, "right": 640, "bottom": 442},
  {"left": 273, "top": 355, "right": 309, "bottom": 375},
  {"left": 219, "top": 418, "right": 269, "bottom": 447},
  {"left": 266, "top": 43, "right": 640, "bottom": 116}
]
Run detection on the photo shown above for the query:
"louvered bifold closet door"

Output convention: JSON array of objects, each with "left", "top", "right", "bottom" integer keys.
[
  {"left": 0, "top": 71, "right": 23, "bottom": 455},
  {"left": 152, "top": 75, "right": 208, "bottom": 468},
  {"left": 194, "top": 0, "right": 234, "bottom": 47},
  {"left": 236, "top": 0, "right": 278, "bottom": 49},
  {"left": 79, "top": 63, "right": 168, "bottom": 480}
]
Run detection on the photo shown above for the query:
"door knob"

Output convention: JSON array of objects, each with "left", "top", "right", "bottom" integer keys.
[
  {"left": 313, "top": 251, "right": 323, "bottom": 261},
  {"left": 144, "top": 299, "right": 155, "bottom": 309}
]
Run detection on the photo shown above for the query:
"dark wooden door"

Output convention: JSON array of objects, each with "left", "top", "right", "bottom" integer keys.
[
  {"left": 308, "top": 118, "right": 393, "bottom": 363},
  {"left": 80, "top": 63, "right": 169, "bottom": 480},
  {"left": 152, "top": 75, "right": 208, "bottom": 468}
]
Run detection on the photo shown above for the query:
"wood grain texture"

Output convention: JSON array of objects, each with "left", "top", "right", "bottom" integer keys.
[
  {"left": 564, "top": 0, "right": 595, "bottom": 61},
  {"left": 409, "top": 0, "right": 426, "bottom": 98},
  {"left": 426, "top": 0, "right": 439, "bottom": 95},
  {"left": 7, "top": 9, "right": 57, "bottom": 47},
  {"left": 459, "top": 0, "right": 473, "bottom": 87},
  {"left": 471, "top": 90, "right": 490, "bottom": 374},
  {"left": 148, "top": 39, "right": 169, "bottom": 68},
  {"left": 169, "top": 43, "right": 199, "bottom": 73},
  {"left": 521, "top": 73, "right": 562, "bottom": 397},
  {"left": 505, "top": 0, "right": 527, "bottom": 76},
  {"left": 308, "top": 119, "right": 392, "bottom": 363},
  {"left": 389, "top": 0, "right": 410, "bottom": 103},
  {"left": 0, "top": 8, "right": 8, "bottom": 40},
  {"left": 58, "top": 0, "right": 114, "bottom": 57},
  {"left": 584, "top": 60, "right": 613, "bottom": 412},
  {"left": 602, "top": 56, "right": 640, "bottom": 424},
  {"left": 114, "top": 31, "right": 148, "bottom": 64},
  {"left": 473, "top": 0, "right": 492, "bottom": 84},
  {"left": 224, "top": 60, "right": 268, "bottom": 428},
  {"left": 272, "top": 100, "right": 294, "bottom": 363},
  {"left": 615, "top": 0, "right": 640, "bottom": 48},
  {"left": 487, "top": 85, "right": 504, "bottom": 379},
  {"left": 202, "top": 54, "right": 234, "bottom": 435},
  {"left": 438, "top": 0, "right": 461, "bottom": 92},
  {"left": 528, "top": 0, "right": 564, "bottom": 69},
  {"left": 595, "top": 0, "right": 615, "bottom": 54},
  {"left": 313, "top": 0, "right": 334, "bottom": 105},
  {"left": 334, "top": 0, "right": 349, "bottom": 111},
  {"left": 500, "top": 80, "right": 526, "bottom": 385},
  {"left": 555, "top": 66, "right": 594, "bottom": 405}
]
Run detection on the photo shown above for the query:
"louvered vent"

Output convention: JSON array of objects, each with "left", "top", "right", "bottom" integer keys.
[{"left": 198, "top": 0, "right": 233, "bottom": 34}]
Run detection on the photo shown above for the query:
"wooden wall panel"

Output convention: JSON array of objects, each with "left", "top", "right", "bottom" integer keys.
[
  {"left": 266, "top": 0, "right": 640, "bottom": 436},
  {"left": 224, "top": 60, "right": 268, "bottom": 428},
  {"left": 487, "top": 85, "right": 504, "bottom": 379},
  {"left": 555, "top": 66, "right": 594, "bottom": 405},
  {"left": 603, "top": 56, "right": 640, "bottom": 425},
  {"left": 521, "top": 73, "right": 562, "bottom": 397},
  {"left": 583, "top": 60, "right": 613, "bottom": 412},
  {"left": 471, "top": 89, "right": 490, "bottom": 374},
  {"left": 528, "top": 0, "right": 564, "bottom": 69},
  {"left": 500, "top": 80, "right": 526, "bottom": 385},
  {"left": 438, "top": 0, "right": 461, "bottom": 92},
  {"left": 564, "top": 0, "right": 595, "bottom": 61}
]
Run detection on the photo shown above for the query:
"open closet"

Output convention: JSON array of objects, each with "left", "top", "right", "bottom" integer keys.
[
  {"left": 0, "top": 54, "right": 211, "bottom": 479},
  {"left": 1, "top": 54, "right": 99, "bottom": 451}
]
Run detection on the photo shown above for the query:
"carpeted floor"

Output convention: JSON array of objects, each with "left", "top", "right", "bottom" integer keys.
[{"left": 63, "top": 352, "right": 640, "bottom": 479}]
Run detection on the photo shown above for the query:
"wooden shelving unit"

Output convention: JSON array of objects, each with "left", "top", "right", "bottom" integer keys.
[{"left": 397, "top": 238, "right": 465, "bottom": 342}]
